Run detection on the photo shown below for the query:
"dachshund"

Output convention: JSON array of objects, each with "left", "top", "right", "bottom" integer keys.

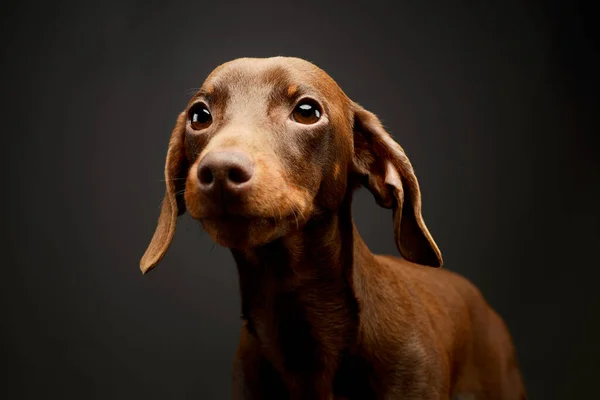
[{"left": 140, "top": 57, "right": 526, "bottom": 400}]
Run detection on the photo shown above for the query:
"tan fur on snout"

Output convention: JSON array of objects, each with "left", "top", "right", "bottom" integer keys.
[{"left": 140, "top": 57, "right": 526, "bottom": 399}]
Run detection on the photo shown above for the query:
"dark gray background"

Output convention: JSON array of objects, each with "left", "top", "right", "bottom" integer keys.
[{"left": 1, "top": 0, "right": 598, "bottom": 398}]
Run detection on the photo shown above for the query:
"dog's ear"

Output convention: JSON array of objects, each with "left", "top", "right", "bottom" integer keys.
[
  {"left": 351, "top": 103, "right": 443, "bottom": 268},
  {"left": 140, "top": 112, "right": 189, "bottom": 274}
]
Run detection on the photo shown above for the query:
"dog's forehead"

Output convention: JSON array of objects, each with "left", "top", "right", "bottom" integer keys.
[{"left": 201, "top": 57, "right": 345, "bottom": 100}]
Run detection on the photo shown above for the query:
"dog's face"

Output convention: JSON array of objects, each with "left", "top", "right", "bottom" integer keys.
[
  {"left": 140, "top": 57, "right": 442, "bottom": 273},
  {"left": 182, "top": 58, "right": 354, "bottom": 249}
]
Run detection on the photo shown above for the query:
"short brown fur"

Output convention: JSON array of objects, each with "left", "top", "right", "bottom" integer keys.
[{"left": 140, "top": 57, "right": 526, "bottom": 399}]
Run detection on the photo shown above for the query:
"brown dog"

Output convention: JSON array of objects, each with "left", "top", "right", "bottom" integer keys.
[{"left": 140, "top": 57, "right": 526, "bottom": 399}]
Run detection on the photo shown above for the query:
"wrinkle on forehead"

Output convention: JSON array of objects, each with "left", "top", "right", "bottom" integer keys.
[
  {"left": 196, "top": 57, "right": 353, "bottom": 137},
  {"left": 201, "top": 57, "right": 347, "bottom": 101}
]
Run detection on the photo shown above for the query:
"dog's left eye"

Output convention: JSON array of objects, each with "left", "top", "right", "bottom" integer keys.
[
  {"left": 292, "top": 101, "right": 321, "bottom": 125},
  {"left": 189, "top": 103, "right": 212, "bottom": 130}
]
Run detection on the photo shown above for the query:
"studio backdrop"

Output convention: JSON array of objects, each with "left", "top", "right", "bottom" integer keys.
[{"left": 1, "top": 0, "right": 598, "bottom": 399}]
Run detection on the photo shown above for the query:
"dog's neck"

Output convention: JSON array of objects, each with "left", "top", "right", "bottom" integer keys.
[{"left": 231, "top": 199, "right": 368, "bottom": 388}]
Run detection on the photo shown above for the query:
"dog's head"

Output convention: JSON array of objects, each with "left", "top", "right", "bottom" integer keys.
[{"left": 140, "top": 57, "right": 442, "bottom": 273}]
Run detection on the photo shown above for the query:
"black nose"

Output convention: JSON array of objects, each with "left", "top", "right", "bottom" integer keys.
[{"left": 197, "top": 151, "right": 254, "bottom": 195}]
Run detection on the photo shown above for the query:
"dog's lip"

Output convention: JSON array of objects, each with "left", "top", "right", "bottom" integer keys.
[
  {"left": 200, "top": 212, "right": 278, "bottom": 222},
  {"left": 199, "top": 209, "right": 306, "bottom": 226}
]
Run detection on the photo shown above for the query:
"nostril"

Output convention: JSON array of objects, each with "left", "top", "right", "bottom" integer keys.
[
  {"left": 198, "top": 166, "right": 214, "bottom": 185},
  {"left": 197, "top": 151, "right": 254, "bottom": 191},
  {"left": 228, "top": 166, "right": 252, "bottom": 184}
]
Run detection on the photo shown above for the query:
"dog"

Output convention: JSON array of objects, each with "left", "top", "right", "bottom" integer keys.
[{"left": 140, "top": 57, "right": 526, "bottom": 399}]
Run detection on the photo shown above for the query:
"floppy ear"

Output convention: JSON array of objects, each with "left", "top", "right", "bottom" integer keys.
[
  {"left": 140, "top": 112, "right": 189, "bottom": 274},
  {"left": 352, "top": 104, "right": 443, "bottom": 267}
]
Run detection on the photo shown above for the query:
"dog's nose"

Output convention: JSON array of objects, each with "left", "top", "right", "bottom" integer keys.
[{"left": 197, "top": 151, "right": 254, "bottom": 195}]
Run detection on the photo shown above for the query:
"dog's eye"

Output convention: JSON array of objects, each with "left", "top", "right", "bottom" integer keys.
[
  {"left": 292, "top": 101, "right": 321, "bottom": 125},
  {"left": 189, "top": 103, "right": 212, "bottom": 130}
]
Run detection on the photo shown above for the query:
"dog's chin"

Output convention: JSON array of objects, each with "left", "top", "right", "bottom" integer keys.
[{"left": 200, "top": 215, "right": 292, "bottom": 249}]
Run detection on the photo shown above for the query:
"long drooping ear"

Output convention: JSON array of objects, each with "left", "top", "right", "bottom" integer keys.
[
  {"left": 140, "top": 112, "right": 189, "bottom": 274},
  {"left": 352, "top": 104, "right": 443, "bottom": 267}
]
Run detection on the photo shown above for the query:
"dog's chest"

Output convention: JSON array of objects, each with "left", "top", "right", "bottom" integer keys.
[
  {"left": 243, "top": 275, "right": 358, "bottom": 375},
  {"left": 248, "top": 302, "right": 375, "bottom": 399},
  {"left": 250, "top": 290, "right": 318, "bottom": 372}
]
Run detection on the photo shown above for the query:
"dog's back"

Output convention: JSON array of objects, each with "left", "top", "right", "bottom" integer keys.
[{"left": 358, "top": 254, "right": 527, "bottom": 399}]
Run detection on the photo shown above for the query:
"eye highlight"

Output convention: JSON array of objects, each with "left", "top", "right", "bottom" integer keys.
[
  {"left": 189, "top": 103, "right": 212, "bottom": 130},
  {"left": 292, "top": 100, "right": 322, "bottom": 125}
]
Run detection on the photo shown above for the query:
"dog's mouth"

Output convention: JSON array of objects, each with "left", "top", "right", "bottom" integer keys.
[
  {"left": 199, "top": 211, "right": 302, "bottom": 249},
  {"left": 187, "top": 182, "right": 314, "bottom": 248},
  {"left": 195, "top": 196, "right": 305, "bottom": 225},
  {"left": 203, "top": 213, "right": 275, "bottom": 225},
  {"left": 201, "top": 210, "right": 304, "bottom": 228}
]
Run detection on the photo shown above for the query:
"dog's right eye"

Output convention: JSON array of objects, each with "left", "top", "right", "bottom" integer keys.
[{"left": 189, "top": 103, "right": 212, "bottom": 130}]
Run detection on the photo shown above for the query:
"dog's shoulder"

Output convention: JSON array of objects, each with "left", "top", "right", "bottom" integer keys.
[
  {"left": 373, "top": 254, "right": 484, "bottom": 302},
  {"left": 364, "top": 254, "right": 492, "bottom": 339}
]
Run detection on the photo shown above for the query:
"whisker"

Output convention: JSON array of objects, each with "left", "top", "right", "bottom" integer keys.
[
  {"left": 294, "top": 203, "right": 306, "bottom": 223},
  {"left": 270, "top": 202, "right": 280, "bottom": 222},
  {"left": 286, "top": 203, "right": 299, "bottom": 230},
  {"left": 160, "top": 177, "right": 188, "bottom": 182},
  {"left": 283, "top": 180, "right": 315, "bottom": 194},
  {"left": 279, "top": 192, "right": 308, "bottom": 231},
  {"left": 185, "top": 87, "right": 202, "bottom": 95},
  {"left": 275, "top": 200, "right": 283, "bottom": 222}
]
